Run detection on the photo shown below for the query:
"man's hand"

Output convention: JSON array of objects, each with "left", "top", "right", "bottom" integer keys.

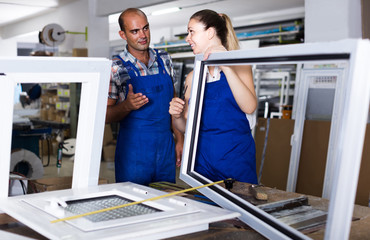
[{"left": 125, "top": 84, "right": 149, "bottom": 110}]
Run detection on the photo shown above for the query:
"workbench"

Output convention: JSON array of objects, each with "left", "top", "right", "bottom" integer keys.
[{"left": 2, "top": 183, "right": 370, "bottom": 239}]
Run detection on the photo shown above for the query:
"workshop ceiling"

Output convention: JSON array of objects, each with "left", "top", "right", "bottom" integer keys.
[
  {"left": 141, "top": 0, "right": 304, "bottom": 28},
  {"left": 0, "top": 0, "right": 77, "bottom": 27},
  {"left": 0, "top": 0, "right": 304, "bottom": 28}
]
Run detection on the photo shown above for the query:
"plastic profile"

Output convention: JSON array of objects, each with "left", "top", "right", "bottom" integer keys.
[
  {"left": 180, "top": 39, "right": 370, "bottom": 240},
  {"left": 0, "top": 57, "right": 112, "bottom": 198}
]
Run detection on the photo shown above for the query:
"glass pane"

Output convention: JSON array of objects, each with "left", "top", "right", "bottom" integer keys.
[
  {"left": 184, "top": 57, "right": 359, "bottom": 239},
  {"left": 10, "top": 81, "right": 80, "bottom": 195}
]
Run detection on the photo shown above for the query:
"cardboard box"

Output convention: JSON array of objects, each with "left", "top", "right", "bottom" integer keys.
[
  {"left": 72, "top": 48, "right": 88, "bottom": 57},
  {"left": 29, "top": 176, "right": 108, "bottom": 193},
  {"left": 52, "top": 95, "right": 59, "bottom": 104},
  {"left": 63, "top": 89, "right": 70, "bottom": 97},
  {"left": 103, "top": 143, "right": 116, "bottom": 162},
  {"left": 47, "top": 106, "right": 56, "bottom": 121},
  {"left": 255, "top": 118, "right": 370, "bottom": 207},
  {"left": 56, "top": 101, "right": 70, "bottom": 110},
  {"left": 56, "top": 101, "right": 63, "bottom": 110},
  {"left": 40, "top": 94, "right": 50, "bottom": 104},
  {"left": 40, "top": 108, "right": 48, "bottom": 120},
  {"left": 103, "top": 124, "right": 114, "bottom": 146}
]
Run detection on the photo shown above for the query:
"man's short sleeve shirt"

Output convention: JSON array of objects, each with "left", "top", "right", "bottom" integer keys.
[{"left": 109, "top": 47, "right": 174, "bottom": 103}]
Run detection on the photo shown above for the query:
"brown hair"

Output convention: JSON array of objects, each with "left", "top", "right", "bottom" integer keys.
[
  {"left": 220, "top": 13, "right": 240, "bottom": 50},
  {"left": 190, "top": 9, "right": 227, "bottom": 48},
  {"left": 190, "top": 10, "right": 239, "bottom": 50},
  {"left": 118, "top": 8, "right": 147, "bottom": 32}
]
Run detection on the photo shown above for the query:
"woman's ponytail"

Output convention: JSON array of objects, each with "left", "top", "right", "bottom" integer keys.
[{"left": 220, "top": 13, "right": 240, "bottom": 51}]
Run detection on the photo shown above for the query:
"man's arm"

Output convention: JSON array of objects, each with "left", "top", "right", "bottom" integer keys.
[{"left": 106, "top": 84, "right": 148, "bottom": 123}]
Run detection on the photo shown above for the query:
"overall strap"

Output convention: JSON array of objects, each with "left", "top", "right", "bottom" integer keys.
[
  {"left": 114, "top": 54, "right": 140, "bottom": 79},
  {"left": 153, "top": 49, "right": 167, "bottom": 74}
]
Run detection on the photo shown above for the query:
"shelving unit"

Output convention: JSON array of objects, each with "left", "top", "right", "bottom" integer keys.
[
  {"left": 40, "top": 83, "right": 70, "bottom": 124},
  {"left": 154, "top": 18, "right": 304, "bottom": 57},
  {"left": 153, "top": 18, "right": 303, "bottom": 98},
  {"left": 254, "top": 65, "right": 296, "bottom": 119},
  {"left": 233, "top": 18, "right": 304, "bottom": 46}
]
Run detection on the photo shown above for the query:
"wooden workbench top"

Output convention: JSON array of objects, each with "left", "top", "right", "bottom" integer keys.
[{"left": 1, "top": 182, "right": 370, "bottom": 239}]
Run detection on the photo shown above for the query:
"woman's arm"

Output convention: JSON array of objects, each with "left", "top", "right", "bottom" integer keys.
[
  {"left": 169, "top": 71, "right": 193, "bottom": 133},
  {"left": 221, "top": 65, "right": 257, "bottom": 114},
  {"left": 203, "top": 45, "right": 257, "bottom": 114}
]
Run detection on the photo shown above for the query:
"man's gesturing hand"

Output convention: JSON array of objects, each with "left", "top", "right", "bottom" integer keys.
[{"left": 125, "top": 84, "right": 149, "bottom": 110}]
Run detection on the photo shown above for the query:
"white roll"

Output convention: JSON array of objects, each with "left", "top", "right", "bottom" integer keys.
[
  {"left": 10, "top": 149, "right": 44, "bottom": 180},
  {"left": 63, "top": 138, "right": 76, "bottom": 156}
]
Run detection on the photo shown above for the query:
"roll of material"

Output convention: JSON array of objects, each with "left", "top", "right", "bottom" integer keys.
[
  {"left": 63, "top": 138, "right": 76, "bottom": 156},
  {"left": 10, "top": 149, "right": 44, "bottom": 180},
  {"left": 40, "top": 23, "right": 65, "bottom": 46}
]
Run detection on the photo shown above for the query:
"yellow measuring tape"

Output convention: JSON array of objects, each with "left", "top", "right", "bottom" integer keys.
[{"left": 51, "top": 178, "right": 229, "bottom": 223}]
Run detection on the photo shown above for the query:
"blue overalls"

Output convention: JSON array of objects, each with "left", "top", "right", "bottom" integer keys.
[
  {"left": 195, "top": 72, "right": 258, "bottom": 184},
  {"left": 114, "top": 50, "right": 175, "bottom": 185}
]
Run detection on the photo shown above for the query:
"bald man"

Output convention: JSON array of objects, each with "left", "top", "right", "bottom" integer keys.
[{"left": 106, "top": 8, "right": 183, "bottom": 185}]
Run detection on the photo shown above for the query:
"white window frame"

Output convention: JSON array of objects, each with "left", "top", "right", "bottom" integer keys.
[
  {"left": 0, "top": 57, "right": 112, "bottom": 198},
  {"left": 180, "top": 39, "right": 370, "bottom": 240}
]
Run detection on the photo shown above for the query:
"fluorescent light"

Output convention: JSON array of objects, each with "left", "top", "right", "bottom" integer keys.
[
  {"left": 151, "top": 7, "right": 181, "bottom": 16},
  {"left": 0, "top": 0, "right": 58, "bottom": 7}
]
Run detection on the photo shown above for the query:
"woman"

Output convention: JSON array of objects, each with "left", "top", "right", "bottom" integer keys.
[{"left": 169, "top": 9, "right": 258, "bottom": 183}]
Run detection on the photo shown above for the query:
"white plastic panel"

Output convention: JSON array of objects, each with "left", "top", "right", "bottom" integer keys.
[
  {"left": 180, "top": 39, "right": 370, "bottom": 240},
  {"left": 1, "top": 183, "right": 239, "bottom": 239},
  {"left": 0, "top": 230, "right": 34, "bottom": 240}
]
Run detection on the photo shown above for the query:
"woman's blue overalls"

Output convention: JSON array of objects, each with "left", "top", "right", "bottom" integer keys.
[
  {"left": 114, "top": 50, "right": 175, "bottom": 185},
  {"left": 195, "top": 72, "right": 258, "bottom": 184}
]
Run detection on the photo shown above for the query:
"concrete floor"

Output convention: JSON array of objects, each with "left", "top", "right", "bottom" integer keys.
[{"left": 42, "top": 154, "right": 116, "bottom": 184}]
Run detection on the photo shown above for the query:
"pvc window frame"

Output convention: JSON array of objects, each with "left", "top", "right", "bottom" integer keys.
[
  {"left": 179, "top": 39, "right": 370, "bottom": 240},
  {"left": 0, "top": 57, "right": 112, "bottom": 199}
]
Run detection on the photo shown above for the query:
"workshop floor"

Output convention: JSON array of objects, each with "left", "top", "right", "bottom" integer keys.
[{"left": 41, "top": 154, "right": 190, "bottom": 188}]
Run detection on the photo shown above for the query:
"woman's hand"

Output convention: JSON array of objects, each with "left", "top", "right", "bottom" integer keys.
[
  {"left": 169, "top": 97, "right": 185, "bottom": 119},
  {"left": 203, "top": 45, "right": 227, "bottom": 60}
]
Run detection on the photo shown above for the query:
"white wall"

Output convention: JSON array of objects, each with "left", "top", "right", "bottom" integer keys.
[
  {"left": 305, "top": 0, "right": 362, "bottom": 42},
  {"left": 0, "top": 38, "right": 17, "bottom": 56},
  {"left": 0, "top": 0, "right": 90, "bottom": 57},
  {"left": 88, "top": 0, "right": 109, "bottom": 57}
]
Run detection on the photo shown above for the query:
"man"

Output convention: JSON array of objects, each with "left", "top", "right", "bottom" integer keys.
[{"left": 106, "top": 8, "right": 183, "bottom": 185}]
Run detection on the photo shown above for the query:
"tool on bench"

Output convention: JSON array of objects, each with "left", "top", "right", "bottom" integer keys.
[
  {"left": 249, "top": 185, "right": 268, "bottom": 201},
  {"left": 257, "top": 196, "right": 328, "bottom": 232},
  {"left": 224, "top": 178, "right": 235, "bottom": 191}
]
